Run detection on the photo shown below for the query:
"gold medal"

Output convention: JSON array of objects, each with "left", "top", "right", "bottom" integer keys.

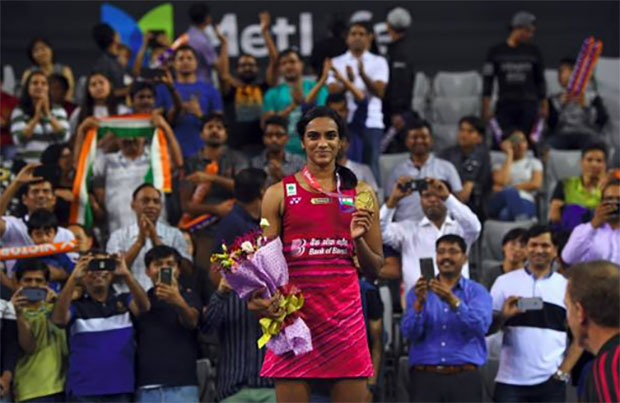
[{"left": 355, "top": 190, "right": 374, "bottom": 210}]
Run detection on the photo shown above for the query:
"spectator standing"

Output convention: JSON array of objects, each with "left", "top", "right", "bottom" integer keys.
[
  {"left": 327, "top": 21, "right": 389, "bottom": 183},
  {"left": 202, "top": 168, "right": 276, "bottom": 402},
  {"left": 186, "top": 3, "right": 218, "bottom": 84},
  {"left": 384, "top": 7, "right": 414, "bottom": 131},
  {"left": 91, "top": 110, "right": 182, "bottom": 234},
  {"left": 156, "top": 45, "right": 223, "bottom": 158},
  {"left": 70, "top": 72, "right": 129, "bottom": 144},
  {"left": 107, "top": 184, "right": 191, "bottom": 291},
  {"left": 250, "top": 115, "right": 305, "bottom": 186},
  {"left": 91, "top": 23, "right": 128, "bottom": 99},
  {"left": 11, "top": 260, "right": 67, "bottom": 402},
  {"left": 549, "top": 143, "right": 608, "bottom": 231},
  {"left": 565, "top": 260, "right": 620, "bottom": 403},
  {"left": 217, "top": 13, "right": 278, "bottom": 154},
  {"left": 10, "top": 72, "right": 69, "bottom": 163},
  {"left": 385, "top": 119, "right": 463, "bottom": 222},
  {"left": 402, "top": 234, "right": 492, "bottom": 402},
  {"left": 481, "top": 227, "right": 527, "bottom": 290},
  {"left": 20, "top": 37, "right": 75, "bottom": 101},
  {"left": 546, "top": 58, "right": 609, "bottom": 150},
  {"left": 489, "top": 225, "right": 577, "bottom": 402},
  {"left": 40, "top": 143, "right": 74, "bottom": 226},
  {"left": 180, "top": 114, "right": 247, "bottom": 269},
  {"left": 51, "top": 252, "right": 150, "bottom": 402},
  {"left": 325, "top": 82, "right": 367, "bottom": 164},
  {"left": 482, "top": 11, "right": 547, "bottom": 146},
  {"left": 262, "top": 48, "right": 328, "bottom": 155},
  {"left": 562, "top": 179, "right": 620, "bottom": 265},
  {"left": 134, "top": 245, "right": 200, "bottom": 402},
  {"left": 0, "top": 164, "right": 76, "bottom": 275},
  {"left": 439, "top": 116, "right": 492, "bottom": 220},
  {"left": 309, "top": 15, "right": 347, "bottom": 76},
  {"left": 490, "top": 129, "right": 543, "bottom": 221},
  {"left": 380, "top": 177, "right": 480, "bottom": 304}
]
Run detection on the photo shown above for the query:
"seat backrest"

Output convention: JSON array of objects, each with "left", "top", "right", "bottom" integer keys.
[
  {"left": 380, "top": 152, "right": 409, "bottom": 193},
  {"left": 432, "top": 123, "right": 458, "bottom": 152},
  {"left": 546, "top": 149, "right": 582, "bottom": 185},
  {"left": 433, "top": 71, "right": 482, "bottom": 98},
  {"left": 431, "top": 96, "right": 480, "bottom": 125},
  {"left": 545, "top": 69, "right": 562, "bottom": 96},
  {"left": 413, "top": 71, "right": 431, "bottom": 99},
  {"left": 2, "top": 65, "right": 16, "bottom": 95},
  {"left": 482, "top": 219, "right": 536, "bottom": 261},
  {"left": 595, "top": 57, "right": 620, "bottom": 94}
]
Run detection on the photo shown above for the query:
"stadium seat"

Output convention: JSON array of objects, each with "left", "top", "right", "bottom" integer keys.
[
  {"left": 432, "top": 71, "right": 482, "bottom": 98},
  {"left": 379, "top": 152, "right": 409, "bottom": 193},
  {"left": 2, "top": 65, "right": 16, "bottom": 95},
  {"left": 545, "top": 149, "right": 582, "bottom": 190},
  {"left": 545, "top": 69, "right": 561, "bottom": 96},
  {"left": 595, "top": 57, "right": 620, "bottom": 94},
  {"left": 74, "top": 75, "right": 88, "bottom": 107},
  {"left": 431, "top": 96, "right": 480, "bottom": 125},
  {"left": 411, "top": 72, "right": 431, "bottom": 118},
  {"left": 432, "top": 123, "right": 458, "bottom": 152},
  {"left": 481, "top": 219, "right": 537, "bottom": 262}
]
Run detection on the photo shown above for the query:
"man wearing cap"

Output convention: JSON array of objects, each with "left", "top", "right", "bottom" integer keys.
[
  {"left": 482, "top": 11, "right": 547, "bottom": 148},
  {"left": 385, "top": 7, "right": 414, "bottom": 132}
]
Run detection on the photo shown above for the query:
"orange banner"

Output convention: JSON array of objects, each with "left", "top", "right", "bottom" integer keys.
[{"left": 0, "top": 240, "right": 78, "bottom": 261}]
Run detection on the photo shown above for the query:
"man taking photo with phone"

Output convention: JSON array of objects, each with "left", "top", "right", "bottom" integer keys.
[
  {"left": 133, "top": 245, "right": 201, "bottom": 402},
  {"left": 51, "top": 251, "right": 150, "bottom": 402},
  {"left": 10, "top": 259, "right": 67, "bottom": 402},
  {"left": 562, "top": 179, "right": 620, "bottom": 265},
  {"left": 402, "top": 234, "right": 492, "bottom": 402},
  {"left": 380, "top": 176, "right": 481, "bottom": 307},
  {"left": 489, "top": 225, "right": 580, "bottom": 402}
]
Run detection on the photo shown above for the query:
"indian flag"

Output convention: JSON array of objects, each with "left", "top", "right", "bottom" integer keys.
[{"left": 70, "top": 114, "right": 172, "bottom": 227}]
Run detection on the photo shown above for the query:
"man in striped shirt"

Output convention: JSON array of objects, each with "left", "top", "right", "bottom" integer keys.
[{"left": 565, "top": 260, "right": 620, "bottom": 402}]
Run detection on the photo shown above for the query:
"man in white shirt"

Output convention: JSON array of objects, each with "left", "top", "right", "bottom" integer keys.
[
  {"left": 0, "top": 164, "right": 75, "bottom": 274},
  {"left": 327, "top": 21, "right": 389, "bottom": 185},
  {"left": 107, "top": 183, "right": 190, "bottom": 290},
  {"left": 489, "top": 225, "right": 578, "bottom": 402},
  {"left": 380, "top": 176, "right": 481, "bottom": 306}
]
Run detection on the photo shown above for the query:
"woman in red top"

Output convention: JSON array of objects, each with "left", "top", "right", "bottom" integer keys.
[{"left": 252, "top": 107, "right": 384, "bottom": 402}]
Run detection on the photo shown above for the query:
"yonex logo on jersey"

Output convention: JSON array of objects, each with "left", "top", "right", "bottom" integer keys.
[
  {"left": 286, "top": 183, "right": 297, "bottom": 196},
  {"left": 289, "top": 197, "right": 302, "bottom": 205}
]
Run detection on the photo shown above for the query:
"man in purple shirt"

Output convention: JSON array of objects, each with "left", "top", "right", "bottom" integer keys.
[
  {"left": 402, "top": 234, "right": 492, "bottom": 402},
  {"left": 562, "top": 179, "right": 620, "bottom": 265},
  {"left": 186, "top": 3, "right": 218, "bottom": 84}
]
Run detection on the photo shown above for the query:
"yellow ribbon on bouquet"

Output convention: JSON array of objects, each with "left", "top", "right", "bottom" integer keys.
[{"left": 257, "top": 292, "right": 305, "bottom": 348}]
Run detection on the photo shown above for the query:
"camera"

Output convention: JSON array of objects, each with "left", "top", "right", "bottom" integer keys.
[
  {"left": 88, "top": 258, "right": 116, "bottom": 271},
  {"left": 398, "top": 179, "right": 428, "bottom": 193}
]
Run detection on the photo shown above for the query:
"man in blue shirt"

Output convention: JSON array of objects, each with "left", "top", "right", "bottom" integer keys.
[
  {"left": 402, "top": 234, "right": 492, "bottom": 402},
  {"left": 156, "top": 45, "right": 223, "bottom": 158}
]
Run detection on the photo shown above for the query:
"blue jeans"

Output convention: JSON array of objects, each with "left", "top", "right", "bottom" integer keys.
[
  {"left": 494, "top": 377, "right": 566, "bottom": 402},
  {"left": 136, "top": 386, "right": 199, "bottom": 403},
  {"left": 362, "top": 127, "right": 384, "bottom": 186},
  {"left": 488, "top": 187, "right": 536, "bottom": 221}
]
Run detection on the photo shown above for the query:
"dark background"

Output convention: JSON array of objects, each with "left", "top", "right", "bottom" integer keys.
[{"left": 1, "top": 1, "right": 619, "bottom": 79}]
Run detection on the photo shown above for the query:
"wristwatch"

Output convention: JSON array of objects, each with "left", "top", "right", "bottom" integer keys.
[{"left": 554, "top": 369, "right": 570, "bottom": 383}]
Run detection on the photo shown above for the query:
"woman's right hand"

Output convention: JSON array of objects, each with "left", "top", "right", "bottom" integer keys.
[{"left": 247, "top": 288, "right": 284, "bottom": 319}]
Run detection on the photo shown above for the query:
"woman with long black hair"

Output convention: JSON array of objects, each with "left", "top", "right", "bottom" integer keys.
[{"left": 251, "top": 106, "right": 384, "bottom": 402}]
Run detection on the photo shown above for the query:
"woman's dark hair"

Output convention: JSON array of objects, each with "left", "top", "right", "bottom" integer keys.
[
  {"left": 501, "top": 127, "right": 526, "bottom": 143},
  {"left": 234, "top": 168, "right": 267, "bottom": 203},
  {"left": 27, "top": 37, "right": 54, "bottom": 65},
  {"left": 48, "top": 73, "right": 69, "bottom": 92},
  {"left": 19, "top": 71, "right": 49, "bottom": 117},
  {"left": 40, "top": 143, "right": 70, "bottom": 166},
  {"left": 77, "top": 72, "right": 119, "bottom": 127},
  {"left": 91, "top": 23, "right": 116, "bottom": 51},
  {"left": 296, "top": 107, "right": 357, "bottom": 190}
]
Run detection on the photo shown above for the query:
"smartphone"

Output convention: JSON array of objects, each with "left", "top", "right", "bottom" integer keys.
[
  {"left": 88, "top": 258, "right": 116, "bottom": 271},
  {"left": 159, "top": 267, "right": 173, "bottom": 285},
  {"left": 398, "top": 179, "right": 428, "bottom": 193},
  {"left": 517, "top": 297, "right": 543, "bottom": 311},
  {"left": 419, "top": 258, "right": 435, "bottom": 281},
  {"left": 21, "top": 287, "right": 47, "bottom": 302}
]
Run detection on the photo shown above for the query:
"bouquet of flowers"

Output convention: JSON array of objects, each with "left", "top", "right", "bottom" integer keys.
[{"left": 210, "top": 219, "right": 312, "bottom": 356}]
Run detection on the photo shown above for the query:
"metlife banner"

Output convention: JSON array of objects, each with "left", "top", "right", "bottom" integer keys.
[{"left": 1, "top": 1, "right": 618, "bottom": 78}]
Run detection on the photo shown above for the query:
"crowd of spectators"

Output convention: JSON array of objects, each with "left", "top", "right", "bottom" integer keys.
[{"left": 0, "top": 3, "right": 618, "bottom": 403}]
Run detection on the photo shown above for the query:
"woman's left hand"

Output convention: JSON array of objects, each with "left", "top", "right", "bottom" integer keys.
[{"left": 351, "top": 208, "right": 373, "bottom": 240}]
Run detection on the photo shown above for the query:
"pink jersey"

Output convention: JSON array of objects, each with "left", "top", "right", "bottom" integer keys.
[{"left": 260, "top": 174, "right": 373, "bottom": 378}]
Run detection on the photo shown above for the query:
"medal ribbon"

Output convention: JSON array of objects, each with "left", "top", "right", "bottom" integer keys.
[{"left": 301, "top": 166, "right": 355, "bottom": 212}]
